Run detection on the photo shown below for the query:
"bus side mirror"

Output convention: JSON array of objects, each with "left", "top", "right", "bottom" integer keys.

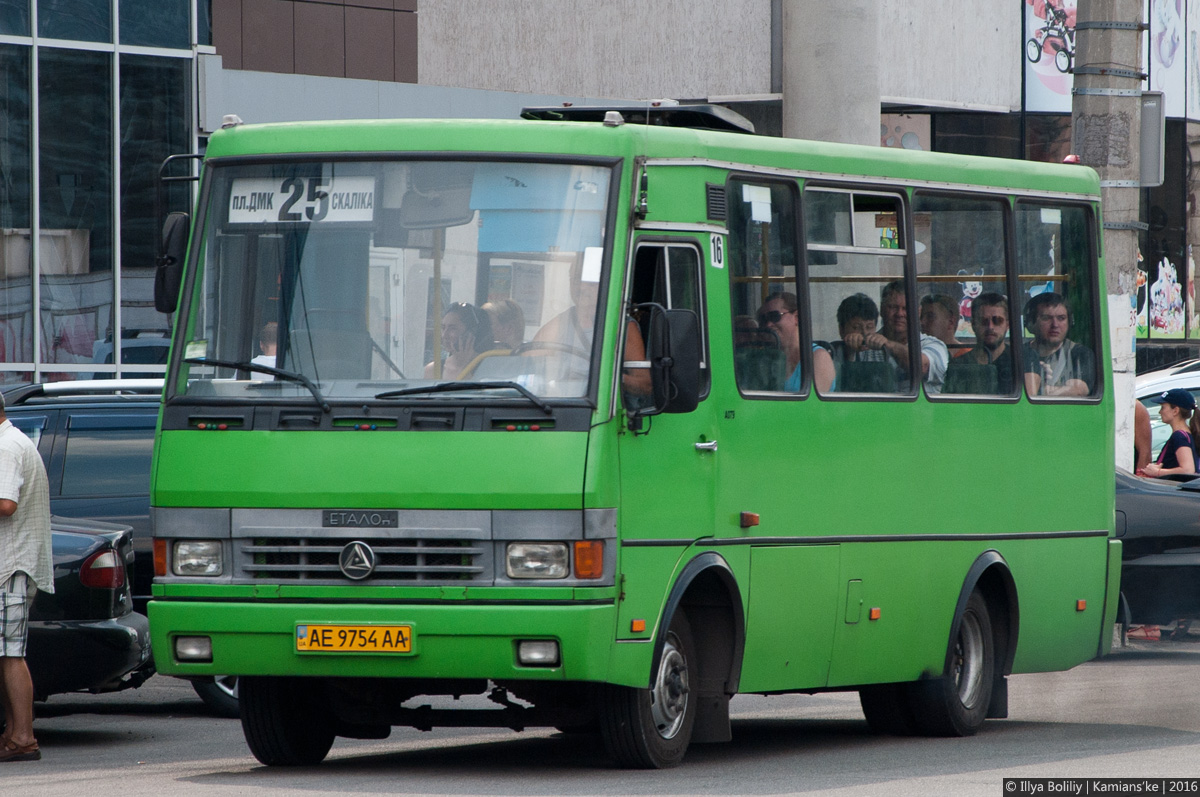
[
  {"left": 155, "top": 211, "right": 189, "bottom": 313},
  {"left": 638, "top": 305, "right": 700, "bottom": 419}
]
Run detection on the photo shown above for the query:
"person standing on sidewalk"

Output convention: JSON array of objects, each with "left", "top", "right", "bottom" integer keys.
[{"left": 0, "top": 391, "right": 53, "bottom": 763}]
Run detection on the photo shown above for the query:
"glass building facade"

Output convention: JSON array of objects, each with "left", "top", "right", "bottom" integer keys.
[{"left": 0, "top": 0, "right": 203, "bottom": 384}]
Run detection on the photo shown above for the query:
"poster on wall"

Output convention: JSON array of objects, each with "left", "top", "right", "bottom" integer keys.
[
  {"left": 1149, "top": 255, "right": 1186, "bottom": 337},
  {"left": 880, "top": 114, "right": 929, "bottom": 150},
  {"left": 1151, "top": 0, "right": 1187, "bottom": 117},
  {"left": 1024, "top": 0, "right": 1078, "bottom": 113}
]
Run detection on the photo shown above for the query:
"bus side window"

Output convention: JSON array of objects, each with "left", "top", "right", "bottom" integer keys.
[
  {"left": 627, "top": 242, "right": 709, "bottom": 398},
  {"left": 913, "top": 193, "right": 1014, "bottom": 398},
  {"left": 1015, "top": 203, "right": 1100, "bottom": 400},
  {"left": 805, "top": 188, "right": 908, "bottom": 395},
  {"left": 726, "top": 179, "right": 805, "bottom": 394}
]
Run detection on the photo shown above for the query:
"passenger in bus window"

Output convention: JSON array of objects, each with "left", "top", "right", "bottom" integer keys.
[
  {"left": 532, "top": 264, "right": 651, "bottom": 397},
  {"left": 251, "top": 322, "right": 277, "bottom": 379},
  {"left": 919, "top": 294, "right": 962, "bottom": 354},
  {"left": 424, "top": 302, "right": 494, "bottom": 380},
  {"left": 1141, "top": 388, "right": 1199, "bottom": 478},
  {"left": 953, "top": 292, "right": 1014, "bottom": 394},
  {"left": 1021, "top": 292, "right": 1095, "bottom": 397},
  {"left": 827, "top": 293, "right": 879, "bottom": 392},
  {"left": 756, "top": 292, "right": 833, "bottom": 393},
  {"left": 483, "top": 299, "right": 526, "bottom": 350},
  {"left": 862, "top": 281, "right": 948, "bottom": 394}
]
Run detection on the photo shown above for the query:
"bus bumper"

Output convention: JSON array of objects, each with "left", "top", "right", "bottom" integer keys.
[{"left": 148, "top": 599, "right": 629, "bottom": 684}]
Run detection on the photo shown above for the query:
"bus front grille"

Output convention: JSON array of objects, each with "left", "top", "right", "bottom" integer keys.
[{"left": 239, "top": 537, "right": 488, "bottom": 583}]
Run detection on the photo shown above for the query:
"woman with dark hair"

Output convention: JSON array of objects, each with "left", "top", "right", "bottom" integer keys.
[{"left": 424, "top": 302, "right": 494, "bottom": 380}]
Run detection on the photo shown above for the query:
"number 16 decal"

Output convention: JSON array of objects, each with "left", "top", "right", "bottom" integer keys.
[{"left": 710, "top": 233, "right": 725, "bottom": 269}]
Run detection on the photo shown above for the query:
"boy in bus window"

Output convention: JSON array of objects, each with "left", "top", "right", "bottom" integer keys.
[
  {"left": 919, "top": 294, "right": 962, "bottom": 354},
  {"left": 756, "top": 292, "right": 833, "bottom": 393},
  {"left": 1022, "top": 292, "right": 1094, "bottom": 397},
  {"left": 955, "top": 292, "right": 1014, "bottom": 394},
  {"left": 827, "top": 293, "right": 878, "bottom": 392},
  {"left": 861, "top": 281, "right": 948, "bottom": 394}
]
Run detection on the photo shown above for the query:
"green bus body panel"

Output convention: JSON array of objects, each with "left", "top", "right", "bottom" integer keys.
[
  {"left": 151, "top": 117, "right": 1114, "bottom": 702},
  {"left": 154, "top": 429, "right": 588, "bottom": 508},
  {"left": 741, "top": 546, "right": 839, "bottom": 692}
]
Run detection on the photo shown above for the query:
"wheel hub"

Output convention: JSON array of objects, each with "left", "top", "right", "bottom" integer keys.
[{"left": 650, "top": 637, "right": 689, "bottom": 739}]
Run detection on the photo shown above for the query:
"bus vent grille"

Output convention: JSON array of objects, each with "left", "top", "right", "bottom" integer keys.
[
  {"left": 706, "top": 183, "right": 727, "bottom": 220},
  {"left": 239, "top": 537, "right": 488, "bottom": 583}
]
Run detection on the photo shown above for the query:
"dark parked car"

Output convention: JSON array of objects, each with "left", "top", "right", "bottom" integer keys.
[
  {"left": 28, "top": 516, "right": 153, "bottom": 699},
  {"left": 3, "top": 379, "right": 161, "bottom": 610},
  {"left": 3, "top": 379, "right": 238, "bottom": 716},
  {"left": 1115, "top": 467, "right": 1200, "bottom": 626}
]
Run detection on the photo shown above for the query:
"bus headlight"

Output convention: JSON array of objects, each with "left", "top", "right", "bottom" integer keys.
[
  {"left": 173, "top": 541, "right": 224, "bottom": 576},
  {"left": 506, "top": 542, "right": 569, "bottom": 579}
]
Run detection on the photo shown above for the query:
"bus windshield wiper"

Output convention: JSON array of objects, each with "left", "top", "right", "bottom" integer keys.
[
  {"left": 376, "top": 381, "right": 552, "bottom": 415},
  {"left": 184, "top": 357, "right": 331, "bottom": 413}
]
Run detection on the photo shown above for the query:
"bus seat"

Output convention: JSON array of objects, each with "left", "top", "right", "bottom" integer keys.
[
  {"left": 942, "top": 361, "right": 999, "bottom": 395},
  {"left": 286, "top": 329, "right": 372, "bottom": 380},
  {"left": 839, "top": 361, "right": 897, "bottom": 393},
  {"left": 735, "top": 346, "right": 786, "bottom": 391}
]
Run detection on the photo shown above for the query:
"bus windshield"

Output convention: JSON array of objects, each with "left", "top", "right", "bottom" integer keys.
[{"left": 177, "top": 158, "right": 614, "bottom": 402}]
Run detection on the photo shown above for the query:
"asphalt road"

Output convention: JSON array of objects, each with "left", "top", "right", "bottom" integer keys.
[{"left": 7, "top": 634, "right": 1200, "bottom": 796}]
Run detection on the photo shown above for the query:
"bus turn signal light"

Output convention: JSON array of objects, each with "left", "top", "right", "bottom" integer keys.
[
  {"left": 631, "top": 619, "right": 646, "bottom": 633},
  {"left": 869, "top": 607, "right": 881, "bottom": 621},
  {"left": 574, "top": 540, "right": 604, "bottom": 579},
  {"left": 740, "top": 512, "right": 760, "bottom": 528},
  {"left": 153, "top": 538, "right": 168, "bottom": 577},
  {"left": 1076, "top": 599, "right": 1087, "bottom": 612}
]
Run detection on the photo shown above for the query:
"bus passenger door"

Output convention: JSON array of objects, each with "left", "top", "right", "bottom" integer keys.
[{"left": 617, "top": 238, "right": 718, "bottom": 619}]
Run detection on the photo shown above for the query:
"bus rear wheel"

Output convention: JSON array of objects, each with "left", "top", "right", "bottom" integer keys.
[
  {"left": 240, "top": 676, "right": 336, "bottom": 766},
  {"left": 911, "top": 591, "right": 996, "bottom": 737},
  {"left": 598, "top": 612, "right": 696, "bottom": 768}
]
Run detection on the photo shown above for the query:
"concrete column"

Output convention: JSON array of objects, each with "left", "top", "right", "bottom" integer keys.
[
  {"left": 1070, "top": 0, "right": 1142, "bottom": 469},
  {"left": 780, "top": 0, "right": 879, "bottom": 146}
]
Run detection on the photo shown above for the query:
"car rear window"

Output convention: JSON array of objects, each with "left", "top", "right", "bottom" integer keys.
[{"left": 60, "top": 414, "right": 155, "bottom": 497}]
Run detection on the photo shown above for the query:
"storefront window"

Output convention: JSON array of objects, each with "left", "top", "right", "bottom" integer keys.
[
  {"left": 0, "top": 0, "right": 31, "bottom": 36},
  {"left": 117, "top": 55, "right": 189, "bottom": 369},
  {"left": 38, "top": 0, "right": 111, "bottom": 43},
  {"left": 0, "top": 45, "right": 34, "bottom": 371},
  {"left": 38, "top": 48, "right": 113, "bottom": 380},
  {"left": 119, "top": 0, "right": 189, "bottom": 49}
]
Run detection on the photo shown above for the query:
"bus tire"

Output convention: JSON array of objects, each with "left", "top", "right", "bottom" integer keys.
[
  {"left": 598, "top": 612, "right": 696, "bottom": 768},
  {"left": 240, "top": 676, "right": 335, "bottom": 766},
  {"left": 911, "top": 591, "right": 996, "bottom": 737},
  {"left": 858, "top": 682, "right": 918, "bottom": 736}
]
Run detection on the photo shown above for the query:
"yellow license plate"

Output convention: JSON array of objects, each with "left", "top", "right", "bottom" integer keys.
[{"left": 295, "top": 624, "right": 412, "bottom": 653}]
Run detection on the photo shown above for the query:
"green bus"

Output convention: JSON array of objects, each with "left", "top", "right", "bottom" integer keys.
[{"left": 148, "top": 106, "right": 1120, "bottom": 768}]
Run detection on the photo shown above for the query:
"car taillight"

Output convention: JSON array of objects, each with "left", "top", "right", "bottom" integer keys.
[{"left": 80, "top": 549, "right": 126, "bottom": 589}]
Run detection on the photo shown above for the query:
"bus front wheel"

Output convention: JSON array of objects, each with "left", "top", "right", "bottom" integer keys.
[
  {"left": 240, "top": 676, "right": 336, "bottom": 766},
  {"left": 598, "top": 612, "right": 696, "bottom": 768},
  {"left": 911, "top": 591, "right": 996, "bottom": 737}
]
